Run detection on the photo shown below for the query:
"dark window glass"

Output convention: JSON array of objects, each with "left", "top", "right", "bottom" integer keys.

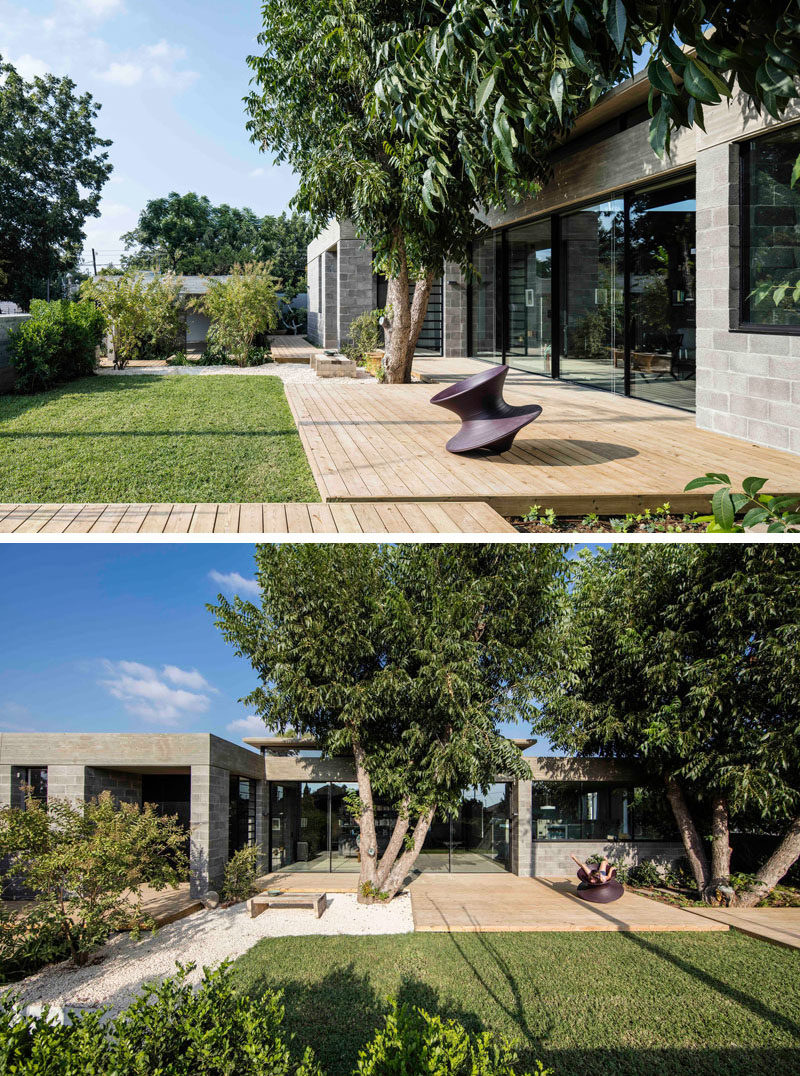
[
  {"left": 469, "top": 233, "right": 502, "bottom": 361},
  {"left": 628, "top": 178, "right": 696, "bottom": 409},
  {"left": 268, "top": 782, "right": 328, "bottom": 870},
  {"left": 743, "top": 125, "right": 800, "bottom": 328},
  {"left": 229, "top": 775, "right": 257, "bottom": 855},
  {"left": 506, "top": 221, "right": 553, "bottom": 376},
  {"left": 141, "top": 773, "right": 191, "bottom": 831},
  {"left": 11, "top": 766, "right": 47, "bottom": 808},
  {"left": 532, "top": 782, "right": 634, "bottom": 841}
]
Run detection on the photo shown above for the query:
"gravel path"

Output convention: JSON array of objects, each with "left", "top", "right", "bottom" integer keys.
[
  {"left": 97, "top": 363, "right": 375, "bottom": 385},
  {"left": 10, "top": 894, "right": 413, "bottom": 1018}
]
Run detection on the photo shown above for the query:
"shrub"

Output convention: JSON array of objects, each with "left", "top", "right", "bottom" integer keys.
[
  {"left": 0, "top": 791, "right": 187, "bottom": 972},
  {"left": 357, "top": 1001, "right": 548, "bottom": 1076},
  {"left": 0, "top": 962, "right": 322, "bottom": 1076},
  {"left": 341, "top": 309, "right": 384, "bottom": 366},
  {"left": 245, "top": 344, "right": 273, "bottom": 366},
  {"left": 222, "top": 845, "right": 260, "bottom": 904},
  {"left": 81, "top": 270, "right": 183, "bottom": 368},
  {"left": 198, "top": 262, "right": 279, "bottom": 366},
  {"left": 9, "top": 299, "right": 105, "bottom": 393},
  {"left": 625, "top": 859, "right": 665, "bottom": 889},
  {"left": 168, "top": 350, "right": 190, "bottom": 365},
  {"left": 0, "top": 907, "right": 69, "bottom": 985}
]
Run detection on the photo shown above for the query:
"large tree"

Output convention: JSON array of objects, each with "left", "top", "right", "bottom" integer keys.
[
  {"left": 539, "top": 544, "right": 800, "bottom": 906},
  {"left": 244, "top": 2, "right": 550, "bottom": 383},
  {"left": 122, "top": 192, "right": 312, "bottom": 290},
  {"left": 0, "top": 58, "right": 112, "bottom": 309},
  {"left": 211, "top": 544, "right": 567, "bottom": 902}
]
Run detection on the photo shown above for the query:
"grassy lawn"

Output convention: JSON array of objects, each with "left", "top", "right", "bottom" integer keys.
[
  {"left": 0, "top": 376, "right": 319, "bottom": 502},
  {"left": 234, "top": 931, "right": 800, "bottom": 1076}
]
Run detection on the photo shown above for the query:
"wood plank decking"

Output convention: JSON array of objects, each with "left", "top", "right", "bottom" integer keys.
[
  {"left": 0, "top": 500, "right": 516, "bottom": 535},
  {"left": 284, "top": 358, "right": 800, "bottom": 516}
]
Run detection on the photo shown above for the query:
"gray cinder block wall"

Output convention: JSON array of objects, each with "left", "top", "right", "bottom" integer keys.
[
  {"left": 530, "top": 840, "right": 685, "bottom": 877},
  {"left": 85, "top": 766, "right": 142, "bottom": 806},
  {"left": 0, "top": 314, "right": 28, "bottom": 392},
  {"left": 338, "top": 239, "right": 376, "bottom": 344},
  {"left": 443, "top": 262, "right": 468, "bottom": 358},
  {"left": 190, "top": 764, "right": 229, "bottom": 897},
  {"left": 694, "top": 102, "right": 800, "bottom": 455}
]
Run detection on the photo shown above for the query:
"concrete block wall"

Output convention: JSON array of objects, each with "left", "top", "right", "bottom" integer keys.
[
  {"left": 443, "top": 261, "right": 468, "bottom": 357},
  {"left": 338, "top": 239, "right": 376, "bottom": 344},
  {"left": 510, "top": 780, "right": 532, "bottom": 877},
  {"left": 530, "top": 840, "right": 685, "bottom": 877},
  {"left": 695, "top": 137, "right": 800, "bottom": 454},
  {"left": 307, "top": 255, "right": 322, "bottom": 346},
  {"left": 47, "top": 765, "right": 88, "bottom": 805},
  {"left": 322, "top": 250, "right": 338, "bottom": 349},
  {"left": 84, "top": 766, "right": 142, "bottom": 806},
  {"left": 0, "top": 314, "right": 28, "bottom": 392},
  {"left": 190, "top": 764, "right": 229, "bottom": 896}
]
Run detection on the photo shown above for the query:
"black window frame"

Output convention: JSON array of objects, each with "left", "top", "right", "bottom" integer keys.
[{"left": 737, "top": 126, "right": 800, "bottom": 336}]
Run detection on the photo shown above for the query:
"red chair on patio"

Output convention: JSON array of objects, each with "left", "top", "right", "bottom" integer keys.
[{"left": 430, "top": 365, "right": 542, "bottom": 454}]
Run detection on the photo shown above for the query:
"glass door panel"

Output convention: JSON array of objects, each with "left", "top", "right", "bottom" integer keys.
[
  {"left": 453, "top": 784, "right": 511, "bottom": 871},
  {"left": 507, "top": 221, "right": 553, "bottom": 375},
  {"left": 330, "top": 782, "right": 361, "bottom": 871},
  {"left": 560, "top": 198, "right": 625, "bottom": 392},
  {"left": 269, "top": 782, "right": 329, "bottom": 871},
  {"left": 470, "top": 232, "right": 502, "bottom": 362},
  {"left": 628, "top": 179, "right": 696, "bottom": 410}
]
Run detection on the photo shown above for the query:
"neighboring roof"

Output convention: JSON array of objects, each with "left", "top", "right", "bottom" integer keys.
[{"left": 92, "top": 272, "right": 228, "bottom": 295}]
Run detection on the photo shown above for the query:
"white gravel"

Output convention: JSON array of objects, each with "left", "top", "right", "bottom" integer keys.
[
  {"left": 9, "top": 893, "right": 413, "bottom": 1018},
  {"left": 98, "top": 363, "right": 375, "bottom": 385}
]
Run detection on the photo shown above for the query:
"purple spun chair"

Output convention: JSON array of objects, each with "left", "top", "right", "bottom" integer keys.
[
  {"left": 430, "top": 365, "right": 542, "bottom": 454},
  {"left": 575, "top": 867, "right": 624, "bottom": 904}
]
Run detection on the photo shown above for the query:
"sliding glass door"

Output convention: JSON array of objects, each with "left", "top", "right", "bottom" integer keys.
[
  {"left": 470, "top": 232, "right": 502, "bottom": 361},
  {"left": 506, "top": 221, "right": 553, "bottom": 375}
]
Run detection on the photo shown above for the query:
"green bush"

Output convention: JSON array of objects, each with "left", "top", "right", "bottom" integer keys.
[
  {"left": 9, "top": 300, "right": 105, "bottom": 393},
  {"left": 626, "top": 859, "right": 664, "bottom": 889},
  {"left": 341, "top": 309, "right": 384, "bottom": 366},
  {"left": 0, "top": 907, "right": 69, "bottom": 986},
  {"left": 246, "top": 344, "right": 273, "bottom": 366},
  {"left": 167, "top": 350, "right": 190, "bottom": 366},
  {"left": 222, "top": 845, "right": 260, "bottom": 904},
  {"left": 0, "top": 962, "right": 322, "bottom": 1076},
  {"left": 356, "top": 1001, "right": 549, "bottom": 1076}
]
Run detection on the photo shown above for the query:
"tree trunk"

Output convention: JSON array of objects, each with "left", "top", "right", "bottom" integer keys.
[
  {"left": 665, "top": 775, "right": 710, "bottom": 894},
  {"left": 737, "top": 815, "right": 800, "bottom": 908},
  {"left": 703, "top": 794, "right": 734, "bottom": 905},
  {"left": 380, "top": 806, "right": 436, "bottom": 899},
  {"left": 382, "top": 236, "right": 435, "bottom": 384},
  {"left": 353, "top": 740, "right": 380, "bottom": 901}
]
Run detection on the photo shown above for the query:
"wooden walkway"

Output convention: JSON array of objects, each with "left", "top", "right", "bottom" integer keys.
[
  {"left": 268, "top": 335, "right": 317, "bottom": 363},
  {"left": 284, "top": 357, "right": 800, "bottom": 516},
  {"left": 0, "top": 500, "right": 515, "bottom": 535},
  {"left": 686, "top": 905, "right": 800, "bottom": 950}
]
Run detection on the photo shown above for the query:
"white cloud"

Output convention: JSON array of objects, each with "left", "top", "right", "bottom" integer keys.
[
  {"left": 226, "top": 715, "right": 267, "bottom": 736},
  {"left": 99, "top": 60, "right": 142, "bottom": 86},
  {"left": 208, "top": 570, "right": 260, "bottom": 598},
  {"left": 9, "top": 53, "right": 49, "bottom": 79},
  {"left": 249, "top": 167, "right": 265, "bottom": 178},
  {"left": 66, "top": 0, "right": 124, "bottom": 18},
  {"left": 99, "top": 660, "right": 214, "bottom": 725}
]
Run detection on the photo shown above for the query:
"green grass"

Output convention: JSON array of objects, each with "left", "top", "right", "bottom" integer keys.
[
  {"left": 0, "top": 376, "right": 319, "bottom": 502},
  {"left": 233, "top": 931, "right": 800, "bottom": 1076}
]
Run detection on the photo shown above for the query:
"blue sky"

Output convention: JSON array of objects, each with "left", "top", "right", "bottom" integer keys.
[
  {"left": 0, "top": 0, "right": 298, "bottom": 271},
  {"left": 0, "top": 544, "right": 580, "bottom": 754}
]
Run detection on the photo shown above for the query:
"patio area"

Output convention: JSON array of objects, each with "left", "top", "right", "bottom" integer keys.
[
  {"left": 284, "top": 357, "right": 800, "bottom": 516},
  {"left": 259, "top": 870, "right": 728, "bottom": 934}
]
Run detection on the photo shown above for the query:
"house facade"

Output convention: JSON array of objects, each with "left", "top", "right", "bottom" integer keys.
[
  {"left": 0, "top": 731, "right": 683, "bottom": 893},
  {"left": 306, "top": 72, "right": 800, "bottom": 456}
]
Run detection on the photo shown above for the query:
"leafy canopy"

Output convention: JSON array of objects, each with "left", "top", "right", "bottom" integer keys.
[
  {"left": 197, "top": 262, "right": 279, "bottom": 364},
  {"left": 81, "top": 270, "right": 183, "bottom": 366},
  {"left": 211, "top": 544, "right": 568, "bottom": 816},
  {"left": 0, "top": 57, "right": 112, "bottom": 308},
  {"left": 539, "top": 544, "right": 800, "bottom": 820},
  {"left": 122, "top": 191, "right": 313, "bottom": 291},
  {"left": 378, "top": 2, "right": 800, "bottom": 211}
]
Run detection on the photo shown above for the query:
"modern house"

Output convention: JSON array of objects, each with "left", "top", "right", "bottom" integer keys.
[
  {"left": 306, "top": 71, "right": 800, "bottom": 456},
  {"left": 1, "top": 732, "right": 683, "bottom": 894}
]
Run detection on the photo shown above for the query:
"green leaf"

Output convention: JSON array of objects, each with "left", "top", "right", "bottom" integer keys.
[
  {"left": 475, "top": 71, "right": 495, "bottom": 113},
  {"left": 606, "top": 0, "right": 627, "bottom": 53},
  {"left": 789, "top": 153, "right": 800, "bottom": 189},
  {"left": 549, "top": 70, "right": 565, "bottom": 120},
  {"left": 742, "top": 476, "right": 768, "bottom": 498},
  {"left": 767, "top": 520, "right": 787, "bottom": 532},
  {"left": 648, "top": 107, "right": 669, "bottom": 157},
  {"left": 774, "top": 283, "right": 789, "bottom": 305},
  {"left": 684, "top": 473, "right": 730, "bottom": 491},
  {"left": 648, "top": 58, "right": 678, "bottom": 96},
  {"left": 683, "top": 59, "right": 722, "bottom": 104},
  {"left": 692, "top": 57, "right": 732, "bottom": 98},
  {"left": 742, "top": 507, "right": 770, "bottom": 528},
  {"left": 711, "top": 487, "right": 735, "bottom": 530}
]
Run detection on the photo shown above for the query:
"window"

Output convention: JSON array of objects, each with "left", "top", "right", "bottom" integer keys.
[
  {"left": 741, "top": 125, "right": 800, "bottom": 330},
  {"left": 11, "top": 766, "right": 47, "bottom": 808},
  {"left": 228, "top": 775, "right": 257, "bottom": 855},
  {"left": 531, "top": 782, "right": 677, "bottom": 841}
]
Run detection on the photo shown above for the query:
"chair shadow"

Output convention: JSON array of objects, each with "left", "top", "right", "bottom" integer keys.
[{"left": 460, "top": 438, "right": 639, "bottom": 465}]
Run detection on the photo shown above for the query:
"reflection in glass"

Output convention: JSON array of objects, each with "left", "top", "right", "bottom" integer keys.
[
  {"left": 229, "top": 776, "right": 257, "bottom": 855},
  {"left": 743, "top": 125, "right": 800, "bottom": 328},
  {"left": 453, "top": 784, "right": 511, "bottom": 871},
  {"left": 560, "top": 198, "right": 625, "bottom": 391},
  {"left": 269, "top": 782, "right": 329, "bottom": 870},
  {"left": 629, "top": 179, "right": 696, "bottom": 409},
  {"left": 532, "top": 782, "right": 677, "bottom": 841},
  {"left": 470, "top": 232, "right": 502, "bottom": 361},
  {"left": 507, "top": 221, "right": 552, "bottom": 375}
]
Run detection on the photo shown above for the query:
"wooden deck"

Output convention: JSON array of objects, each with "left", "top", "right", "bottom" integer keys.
[
  {"left": 268, "top": 335, "right": 317, "bottom": 363},
  {"left": 409, "top": 874, "right": 729, "bottom": 934},
  {"left": 284, "top": 357, "right": 800, "bottom": 516},
  {"left": 0, "top": 500, "right": 515, "bottom": 535},
  {"left": 686, "top": 905, "right": 800, "bottom": 950}
]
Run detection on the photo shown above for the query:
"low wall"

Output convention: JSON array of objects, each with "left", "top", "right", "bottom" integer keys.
[
  {"left": 0, "top": 314, "right": 28, "bottom": 391},
  {"left": 530, "top": 840, "right": 685, "bottom": 877}
]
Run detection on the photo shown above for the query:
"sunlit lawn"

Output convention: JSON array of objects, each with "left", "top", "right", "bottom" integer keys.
[
  {"left": 0, "top": 375, "right": 319, "bottom": 502},
  {"left": 234, "top": 931, "right": 800, "bottom": 1076}
]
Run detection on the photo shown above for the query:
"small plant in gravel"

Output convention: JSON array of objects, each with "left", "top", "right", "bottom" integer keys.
[
  {"left": 0, "top": 962, "right": 322, "bottom": 1076},
  {"left": 0, "top": 791, "right": 187, "bottom": 973},
  {"left": 524, "top": 504, "right": 558, "bottom": 528},
  {"left": 222, "top": 845, "right": 260, "bottom": 904}
]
